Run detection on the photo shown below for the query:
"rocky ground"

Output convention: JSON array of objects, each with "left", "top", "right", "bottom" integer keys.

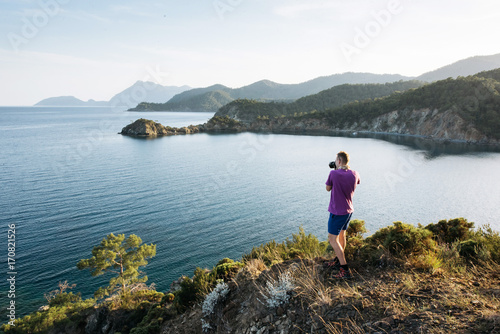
[{"left": 160, "top": 258, "right": 500, "bottom": 334}]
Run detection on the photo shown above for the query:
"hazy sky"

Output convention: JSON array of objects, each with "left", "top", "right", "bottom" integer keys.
[{"left": 1, "top": 0, "right": 500, "bottom": 105}]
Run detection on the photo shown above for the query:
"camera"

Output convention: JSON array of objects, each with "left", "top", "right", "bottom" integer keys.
[{"left": 329, "top": 161, "right": 336, "bottom": 169}]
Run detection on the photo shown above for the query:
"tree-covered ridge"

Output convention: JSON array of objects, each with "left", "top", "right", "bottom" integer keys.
[
  {"left": 128, "top": 73, "right": 416, "bottom": 112},
  {"left": 292, "top": 80, "right": 425, "bottom": 113},
  {"left": 215, "top": 80, "right": 426, "bottom": 122},
  {"left": 300, "top": 69, "right": 500, "bottom": 139}
]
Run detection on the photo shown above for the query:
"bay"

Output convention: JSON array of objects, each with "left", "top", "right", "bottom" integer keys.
[{"left": 1, "top": 106, "right": 499, "bottom": 317}]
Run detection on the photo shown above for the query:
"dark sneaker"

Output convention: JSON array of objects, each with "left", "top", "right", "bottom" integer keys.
[
  {"left": 332, "top": 267, "right": 352, "bottom": 279},
  {"left": 323, "top": 257, "right": 340, "bottom": 269}
]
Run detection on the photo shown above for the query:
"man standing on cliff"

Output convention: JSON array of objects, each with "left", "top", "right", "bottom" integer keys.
[{"left": 325, "top": 151, "right": 360, "bottom": 279}]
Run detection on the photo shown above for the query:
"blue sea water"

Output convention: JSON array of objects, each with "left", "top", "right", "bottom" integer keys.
[{"left": 1, "top": 106, "right": 500, "bottom": 318}]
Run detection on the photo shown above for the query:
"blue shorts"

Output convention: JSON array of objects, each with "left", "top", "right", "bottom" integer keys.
[{"left": 328, "top": 213, "right": 352, "bottom": 235}]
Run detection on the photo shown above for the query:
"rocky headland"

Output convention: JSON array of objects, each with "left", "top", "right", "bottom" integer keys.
[
  {"left": 120, "top": 118, "right": 203, "bottom": 137},
  {"left": 120, "top": 108, "right": 500, "bottom": 146}
]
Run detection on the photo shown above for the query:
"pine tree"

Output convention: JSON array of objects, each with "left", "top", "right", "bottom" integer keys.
[{"left": 77, "top": 233, "right": 156, "bottom": 297}]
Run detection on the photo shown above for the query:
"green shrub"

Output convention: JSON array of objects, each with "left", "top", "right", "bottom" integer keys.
[
  {"left": 109, "top": 289, "right": 164, "bottom": 310},
  {"left": 49, "top": 292, "right": 82, "bottom": 307},
  {"left": 437, "top": 242, "right": 467, "bottom": 271},
  {"left": 410, "top": 251, "right": 443, "bottom": 272},
  {"left": 1, "top": 298, "right": 95, "bottom": 333},
  {"left": 174, "top": 268, "right": 215, "bottom": 311},
  {"left": 366, "top": 221, "right": 436, "bottom": 256},
  {"left": 243, "top": 239, "right": 288, "bottom": 266},
  {"left": 130, "top": 303, "right": 175, "bottom": 334},
  {"left": 213, "top": 258, "right": 244, "bottom": 280},
  {"left": 458, "top": 239, "right": 481, "bottom": 260},
  {"left": 285, "top": 226, "right": 327, "bottom": 259},
  {"left": 345, "top": 235, "right": 364, "bottom": 262},
  {"left": 424, "top": 217, "right": 474, "bottom": 243},
  {"left": 347, "top": 219, "right": 367, "bottom": 238},
  {"left": 242, "top": 227, "right": 328, "bottom": 266},
  {"left": 161, "top": 293, "right": 175, "bottom": 305},
  {"left": 471, "top": 224, "right": 500, "bottom": 263}
]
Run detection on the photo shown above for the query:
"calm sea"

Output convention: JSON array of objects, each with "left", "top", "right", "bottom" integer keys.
[{"left": 1, "top": 106, "right": 499, "bottom": 318}]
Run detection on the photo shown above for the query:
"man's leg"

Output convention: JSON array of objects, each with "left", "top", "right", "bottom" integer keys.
[
  {"left": 339, "top": 230, "right": 346, "bottom": 250},
  {"left": 328, "top": 233, "right": 346, "bottom": 265}
]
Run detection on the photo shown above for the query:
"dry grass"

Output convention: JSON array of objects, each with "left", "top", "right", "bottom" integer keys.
[
  {"left": 319, "top": 316, "right": 365, "bottom": 334},
  {"left": 244, "top": 258, "right": 268, "bottom": 278},
  {"left": 293, "top": 262, "right": 333, "bottom": 308},
  {"left": 295, "top": 259, "right": 500, "bottom": 333}
]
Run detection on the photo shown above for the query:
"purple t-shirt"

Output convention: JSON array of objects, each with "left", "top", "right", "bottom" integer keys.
[{"left": 325, "top": 169, "right": 360, "bottom": 215}]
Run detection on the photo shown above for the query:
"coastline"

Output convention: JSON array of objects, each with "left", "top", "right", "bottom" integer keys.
[{"left": 120, "top": 118, "right": 500, "bottom": 150}]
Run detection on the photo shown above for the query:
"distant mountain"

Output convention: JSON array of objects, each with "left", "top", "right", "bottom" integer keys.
[
  {"left": 108, "top": 81, "right": 192, "bottom": 108},
  {"left": 417, "top": 53, "right": 500, "bottom": 82},
  {"left": 35, "top": 53, "right": 500, "bottom": 110},
  {"left": 33, "top": 82, "right": 192, "bottom": 108},
  {"left": 130, "top": 73, "right": 413, "bottom": 112},
  {"left": 34, "top": 96, "right": 108, "bottom": 107}
]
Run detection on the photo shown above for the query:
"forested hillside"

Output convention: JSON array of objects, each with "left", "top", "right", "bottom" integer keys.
[
  {"left": 128, "top": 73, "right": 413, "bottom": 112},
  {"left": 131, "top": 90, "right": 233, "bottom": 112},
  {"left": 216, "top": 80, "right": 425, "bottom": 122},
  {"left": 305, "top": 69, "right": 500, "bottom": 139},
  {"left": 213, "top": 69, "right": 500, "bottom": 140}
]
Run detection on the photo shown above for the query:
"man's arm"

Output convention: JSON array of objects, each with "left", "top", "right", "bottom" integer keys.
[{"left": 326, "top": 185, "right": 332, "bottom": 192}]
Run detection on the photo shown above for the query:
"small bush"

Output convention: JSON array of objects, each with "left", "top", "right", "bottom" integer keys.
[
  {"left": 108, "top": 287, "right": 164, "bottom": 310},
  {"left": 471, "top": 224, "right": 500, "bottom": 263},
  {"left": 213, "top": 258, "right": 244, "bottom": 280},
  {"left": 174, "top": 268, "right": 215, "bottom": 311},
  {"left": 458, "top": 239, "right": 481, "bottom": 260},
  {"left": 161, "top": 293, "right": 175, "bottom": 305},
  {"left": 49, "top": 292, "right": 82, "bottom": 307},
  {"left": 1, "top": 298, "right": 95, "bottom": 333},
  {"left": 366, "top": 221, "right": 436, "bottom": 256},
  {"left": 243, "top": 227, "right": 328, "bottom": 266},
  {"left": 286, "top": 227, "right": 327, "bottom": 259},
  {"left": 437, "top": 242, "right": 467, "bottom": 271},
  {"left": 347, "top": 219, "right": 367, "bottom": 238},
  {"left": 130, "top": 302, "right": 176, "bottom": 334},
  {"left": 425, "top": 217, "right": 474, "bottom": 243},
  {"left": 409, "top": 251, "right": 443, "bottom": 273},
  {"left": 344, "top": 235, "right": 364, "bottom": 262},
  {"left": 243, "top": 240, "right": 289, "bottom": 266}
]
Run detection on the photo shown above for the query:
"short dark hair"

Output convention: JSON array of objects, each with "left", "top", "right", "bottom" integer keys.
[{"left": 337, "top": 151, "right": 349, "bottom": 165}]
